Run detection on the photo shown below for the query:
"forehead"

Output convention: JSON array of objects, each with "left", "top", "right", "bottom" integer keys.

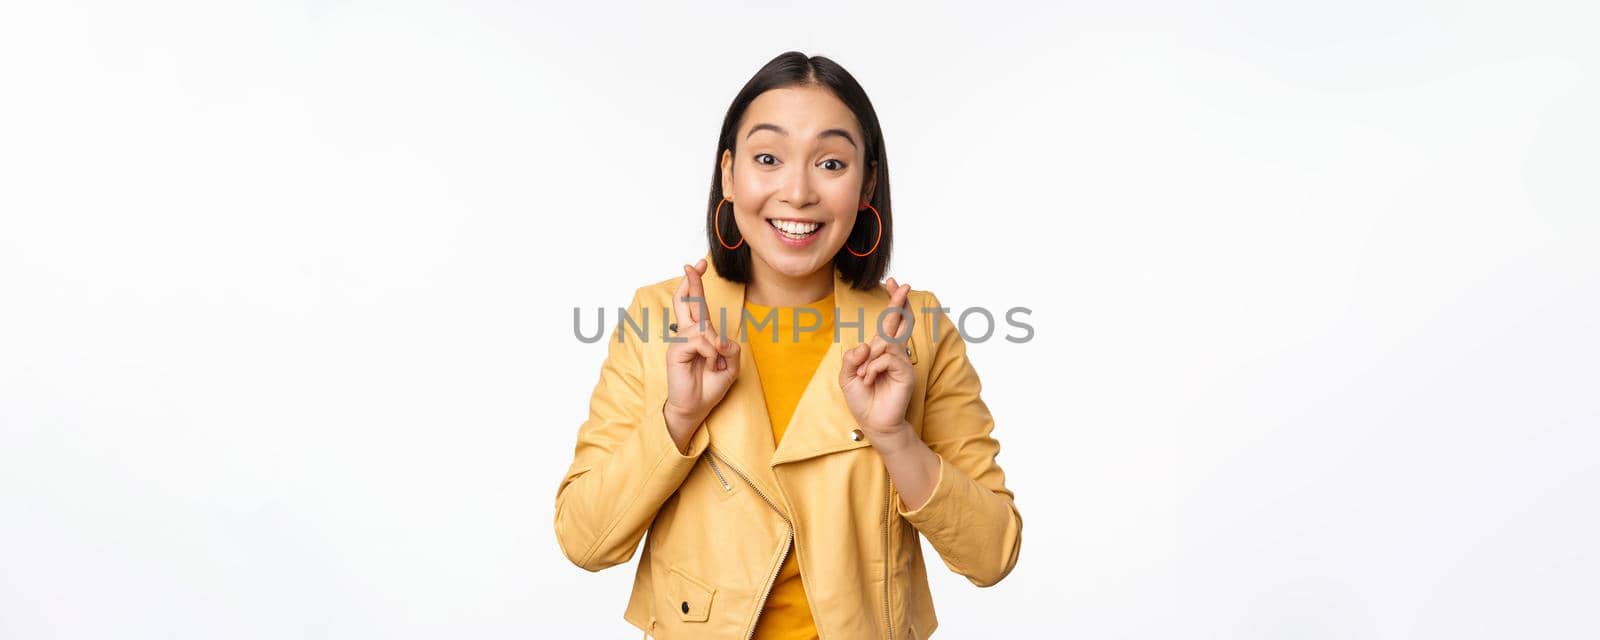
[{"left": 740, "top": 86, "right": 861, "bottom": 142}]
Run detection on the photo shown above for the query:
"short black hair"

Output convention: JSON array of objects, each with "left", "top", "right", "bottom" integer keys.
[{"left": 706, "top": 51, "right": 892, "bottom": 291}]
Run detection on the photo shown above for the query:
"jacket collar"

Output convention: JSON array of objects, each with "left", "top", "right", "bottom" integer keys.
[{"left": 695, "top": 251, "right": 892, "bottom": 506}]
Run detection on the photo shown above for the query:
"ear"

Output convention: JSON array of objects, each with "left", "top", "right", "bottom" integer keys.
[
  {"left": 860, "top": 162, "right": 878, "bottom": 204},
  {"left": 720, "top": 149, "right": 735, "bottom": 200}
]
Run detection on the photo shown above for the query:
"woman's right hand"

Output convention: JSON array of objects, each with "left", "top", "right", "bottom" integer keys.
[{"left": 663, "top": 259, "right": 741, "bottom": 451}]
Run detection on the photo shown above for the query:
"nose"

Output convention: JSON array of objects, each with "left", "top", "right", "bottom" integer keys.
[{"left": 780, "top": 163, "right": 818, "bottom": 208}]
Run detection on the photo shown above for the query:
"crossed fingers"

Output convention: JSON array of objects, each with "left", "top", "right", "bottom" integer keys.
[
  {"left": 670, "top": 259, "right": 730, "bottom": 371},
  {"left": 856, "top": 277, "right": 913, "bottom": 384}
]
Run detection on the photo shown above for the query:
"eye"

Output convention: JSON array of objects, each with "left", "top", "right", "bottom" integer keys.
[
  {"left": 820, "top": 159, "right": 847, "bottom": 171},
  {"left": 754, "top": 153, "right": 777, "bottom": 166}
]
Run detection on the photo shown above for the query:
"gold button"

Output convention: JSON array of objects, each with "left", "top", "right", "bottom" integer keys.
[{"left": 849, "top": 428, "right": 864, "bottom": 442}]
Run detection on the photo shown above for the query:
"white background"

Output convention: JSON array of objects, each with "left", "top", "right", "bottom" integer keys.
[{"left": 2, "top": 1, "right": 1597, "bottom": 638}]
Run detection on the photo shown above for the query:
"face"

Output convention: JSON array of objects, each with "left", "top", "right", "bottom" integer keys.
[{"left": 720, "top": 85, "right": 875, "bottom": 279}]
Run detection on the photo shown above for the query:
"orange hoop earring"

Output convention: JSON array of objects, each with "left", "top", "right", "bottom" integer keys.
[
  {"left": 714, "top": 197, "right": 743, "bottom": 250},
  {"left": 847, "top": 202, "right": 882, "bottom": 257}
]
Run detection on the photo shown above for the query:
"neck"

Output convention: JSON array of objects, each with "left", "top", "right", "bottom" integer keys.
[{"left": 745, "top": 257, "right": 835, "bottom": 307}]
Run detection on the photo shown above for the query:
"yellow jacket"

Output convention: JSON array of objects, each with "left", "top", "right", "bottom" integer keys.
[{"left": 555, "top": 254, "right": 1023, "bottom": 639}]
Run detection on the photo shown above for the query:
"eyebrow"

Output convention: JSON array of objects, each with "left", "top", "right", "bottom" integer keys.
[{"left": 745, "top": 123, "right": 858, "bottom": 149}]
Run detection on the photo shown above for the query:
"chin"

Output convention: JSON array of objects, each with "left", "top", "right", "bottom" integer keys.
[{"left": 756, "top": 243, "right": 836, "bottom": 276}]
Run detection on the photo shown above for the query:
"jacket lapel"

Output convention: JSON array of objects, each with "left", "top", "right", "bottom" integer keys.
[
  {"left": 696, "top": 254, "right": 783, "bottom": 504},
  {"left": 696, "top": 253, "right": 894, "bottom": 505},
  {"left": 769, "top": 268, "right": 888, "bottom": 466}
]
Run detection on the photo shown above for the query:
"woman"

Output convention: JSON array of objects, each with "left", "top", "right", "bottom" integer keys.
[{"left": 554, "top": 51, "right": 1022, "bottom": 639}]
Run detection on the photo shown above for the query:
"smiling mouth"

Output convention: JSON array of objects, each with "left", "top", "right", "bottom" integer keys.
[{"left": 767, "top": 218, "right": 824, "bottom": 239}]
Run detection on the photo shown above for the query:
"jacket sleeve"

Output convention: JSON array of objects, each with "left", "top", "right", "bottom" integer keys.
[
  {"left": 554, "top": 286, "right": 711, "bottom": 572},
  {"left": 896, "top": 291, "right": 1024, "bottom": 587}
]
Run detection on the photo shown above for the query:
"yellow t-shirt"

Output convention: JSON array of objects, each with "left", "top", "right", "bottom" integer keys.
[{"left": 743, "top": 290, "right": 834, "bottom": 640}]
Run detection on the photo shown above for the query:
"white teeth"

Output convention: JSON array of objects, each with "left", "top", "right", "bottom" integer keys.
[{"left": 768, "top": 219, "right": 820, "bottom": 236}]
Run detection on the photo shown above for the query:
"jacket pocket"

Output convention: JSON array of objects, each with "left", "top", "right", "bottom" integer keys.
[{"left": 667, "top": 565, "right": 716, "bottom": 623}]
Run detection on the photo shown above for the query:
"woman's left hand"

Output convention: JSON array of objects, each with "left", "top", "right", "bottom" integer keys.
[{"left": 840, "top": 277, "right": 915, "bottom": 445}]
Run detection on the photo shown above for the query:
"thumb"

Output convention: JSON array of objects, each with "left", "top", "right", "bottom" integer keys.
[
  {"left": 840, "top": 343, "right": 867, "bottom": 379},
  {"left": 713, "top": 335, "right": 738, "bottom": 372}
]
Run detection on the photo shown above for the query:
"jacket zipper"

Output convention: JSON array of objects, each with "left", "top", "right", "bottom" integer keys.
[
  {"left": 707, "top": 449, "right": 794, "bottom": 640},
  {"left": 704, "top": 452, "right": 731, "bottom": 492},
  {"left": 882, "top": 477, "right": 894, "bottom": 640}
]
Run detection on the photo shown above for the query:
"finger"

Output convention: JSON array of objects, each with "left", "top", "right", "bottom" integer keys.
[
  {"left": 862, "top": 338, "right": 887, "bottom": 369},
  {"left": 869, "top": 333, "right": 902, "bottom": 363},
  {"left": 862, "top": 348, "right": 887, "bottom": 386},
  {"left": 698, "top": 330, "right": 722, "bottom": 356},
  {"left": 712, "top": 330, "right": 737, "bottom": 356},
  {"left": 703, "top": 329, "right": 731, "bottom": 360},
  {"left": 702, "top": 331, "right": 739, "bottom": 372},
  {"left": 880, "top": 278, "right": 901, "bottom": 337},
  {"left": 840, "top": 343, "right": 867, "bottom": 384},
  {"left": 713, "top": 337, "right": 740, "bottom": 376},
  {"left": 716, "top": 336, "right": 740, "bottom": 366},
  {"left": 685, "top": 331, "right": 719, "bottom": 362},
  {"left": 861, "top": 350, "right": 901, "bottom": 387},
  {"left": 700, "top": 315, "right": 720, "bottom": 343},
  {"left": 670, "top": 337, "right": 716, "bottom": 365},
  {"left": 842, "top": 340, "right": 867, "bottom": 366},
  {"left": 862, "top": 352, "right": 890, "bottom": 387},
  {"left": 672, "top": 267, "right": 693, "bottom": 332},
  {"left": 893, "top": 287, "right": 914, "bottom": 342},
  {"left": 888, "top": 283, "right": 912, "bottom": 341},
  {"left": 687, "top": 261, "right": 710, "bottom": 325},
  {"left": 683, "top": 265, "right": 703, "bottom": 326},
  {"left": 878, "top": 281, "right": 910, "bottom": 340},
  {"left": 855, "top": 339, "right": 880, "bottom": 376}
]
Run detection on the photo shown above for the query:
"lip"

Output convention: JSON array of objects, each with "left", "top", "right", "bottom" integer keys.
[
  {"left": 766, "top": 218, "right": 825, "bottom": 248},
  {"left": 765, "top": 217, "right": 825, "bottom": 224}
]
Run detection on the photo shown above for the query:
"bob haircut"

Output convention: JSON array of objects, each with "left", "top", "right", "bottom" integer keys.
[{"left": 706, "top": 51, "right": 892, "bottom": 291}]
